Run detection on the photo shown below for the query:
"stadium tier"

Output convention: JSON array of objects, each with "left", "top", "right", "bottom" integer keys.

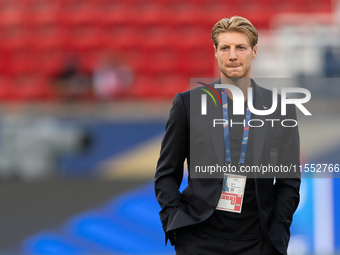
[{"left": 0, "top": 0, "right": 333, "bottom": 100}]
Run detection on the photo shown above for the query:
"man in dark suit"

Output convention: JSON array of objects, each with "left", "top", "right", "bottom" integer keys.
[{"left": 155, "top": 16, "right": 300, "bottom": 255}]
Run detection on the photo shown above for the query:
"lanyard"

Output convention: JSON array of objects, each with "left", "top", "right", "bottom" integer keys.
[{"left": 221, "top": 88, "right": 252, "bottom": 166}]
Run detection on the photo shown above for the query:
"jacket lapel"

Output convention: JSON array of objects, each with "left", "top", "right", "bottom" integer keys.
[
  {"left": 206, "top": 79, "right": 225, "bottom": 167},
  {"left": 251, "top": 80, "right": 270, "bottom": 167}
]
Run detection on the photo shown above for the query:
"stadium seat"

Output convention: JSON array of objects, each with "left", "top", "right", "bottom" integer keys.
[
  {"left": 63, "top": 25, "right": 105, "bottom": 52},
  {"left": 0, "top": 22, "right": 28, "bottom": 52},
  {"left": 0, "top": 0, "right": 334, "bottom": 100},
  {"left": 31, "top": 49, "right": 64, "bottom": 77},
  {"left": 0, "top": 76, "right": 16, "bottom": 100},
  {"left": 14, "top": 75, "right": 55, "bottom": 100}
]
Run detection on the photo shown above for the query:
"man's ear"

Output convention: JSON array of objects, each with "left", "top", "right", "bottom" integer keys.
[
  {"left": 252, "top": 45, "right": 257, "bottom": 59},
  {"left": 214, "top": 44, "right": 218, "bottom": 58}
]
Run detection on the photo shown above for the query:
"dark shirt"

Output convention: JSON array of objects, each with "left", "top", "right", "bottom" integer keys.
[{"left": 196, "top": 96, "right": 262, "bottom": 240}]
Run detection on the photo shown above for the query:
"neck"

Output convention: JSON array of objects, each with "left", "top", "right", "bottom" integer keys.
[{"left": 220, "top": 77, "right": 251, "bottom": 101}]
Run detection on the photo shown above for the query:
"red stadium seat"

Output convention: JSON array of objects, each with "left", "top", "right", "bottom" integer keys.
[
  {"left": 140, "top": 27, "right": 178, "bottom": 52},
  {"left": 14, "top": 75, "right": 55, "bottom": 100},
  {"left": 0, "top": 76, "right": 17, "bottom": 100},
  {"left": 24, "top": 0, "right": 61, "bottom": 13},
  {"left": 31, "top": 49, "right": 64, "bottom": 77},
  {"left": 99, "top": 4, "right": 138, "bottom": 28},
  {"left": 0, "top": 0, "right": 334, "bottom": 100},
  {"left": 27, "top": 22, "right": 66, "bottom": 52},
  {"left": 129, "top": 75, "right": 160, "bottom": 98},
  {"left": 5, "top": 51, "right": 36, "bottom": 77},
  {"left": 138, "top": 4, "right": 173, "bottom": 28},
  {"left": 105, "top": 27, "right": 144, "bottom": 53},
  {"left": 0, "top": 19, "right": 28, "bottom": 53},
  {"left": 63, "top": 24, "right": 105, "bottom": 52}
]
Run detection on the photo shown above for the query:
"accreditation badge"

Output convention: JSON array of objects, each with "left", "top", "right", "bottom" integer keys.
[{"left": 216, "top": 174, "right": 247, "bottom": 213}]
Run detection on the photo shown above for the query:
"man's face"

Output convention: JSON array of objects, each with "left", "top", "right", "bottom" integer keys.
[{"left": 215, "top": 32, "right": 257, "bottom": 79}]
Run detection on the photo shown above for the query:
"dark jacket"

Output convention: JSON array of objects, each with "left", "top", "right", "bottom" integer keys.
[{"left": 154, "top": 80, "right": 301, "bottom": 255}]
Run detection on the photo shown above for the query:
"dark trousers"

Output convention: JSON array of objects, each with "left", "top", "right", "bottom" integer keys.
[{"left": 175, "top": 226, "right": 280, "bottom": 255}]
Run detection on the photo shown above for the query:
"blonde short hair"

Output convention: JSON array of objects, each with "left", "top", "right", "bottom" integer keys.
[{"left": 212, "top": 16, "right": 258, "bottom": 49}]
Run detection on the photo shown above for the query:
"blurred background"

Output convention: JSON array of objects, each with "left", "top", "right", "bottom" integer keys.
[{"left": 0, "top": 0, "right": 340, "bottom": 254}]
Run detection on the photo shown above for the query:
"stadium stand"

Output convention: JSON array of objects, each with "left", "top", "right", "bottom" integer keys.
[{"left": 0, "top": 0, "right": 334, "bottom": 100}]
